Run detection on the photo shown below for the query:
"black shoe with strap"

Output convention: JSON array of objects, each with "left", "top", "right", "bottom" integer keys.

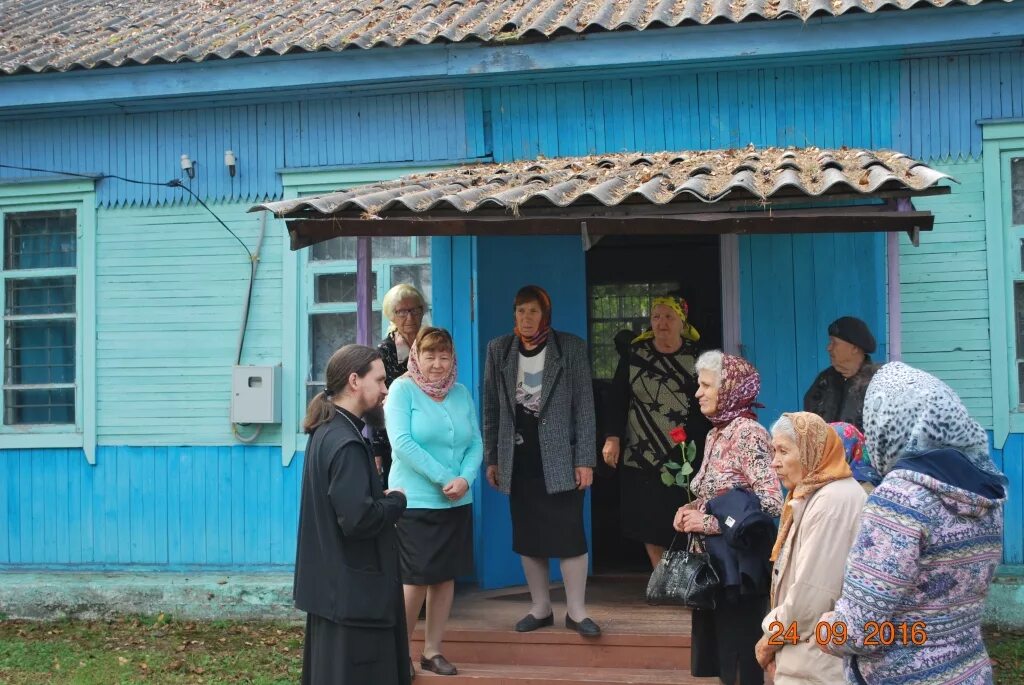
[
  {"left": 565, "top": 615, "right": 601, "bottom": 637},
  {"left": 514, "top": 612, "right": 554, "bottom": 632}
]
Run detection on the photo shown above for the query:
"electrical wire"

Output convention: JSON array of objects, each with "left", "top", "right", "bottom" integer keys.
[{"left": 1, "top": 160, "right": 264, "bottom": 443}]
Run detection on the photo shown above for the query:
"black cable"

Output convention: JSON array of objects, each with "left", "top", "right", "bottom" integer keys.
[{"left": 0, "top": 159, "right": 259, "bottom": 361}]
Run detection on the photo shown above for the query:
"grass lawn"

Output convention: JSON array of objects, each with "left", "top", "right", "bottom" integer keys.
[{"left": 0, "top": 616, "right": 1021, "bottom": 683}]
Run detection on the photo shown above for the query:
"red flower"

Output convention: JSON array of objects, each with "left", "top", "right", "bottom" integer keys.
[{"left": 669, "top": 427, "right": 687, "bottom": 444}]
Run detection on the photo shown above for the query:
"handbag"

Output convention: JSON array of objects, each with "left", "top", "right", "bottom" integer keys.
[{"left": 646, "top": 533, "right": 720, "bottom": 610}]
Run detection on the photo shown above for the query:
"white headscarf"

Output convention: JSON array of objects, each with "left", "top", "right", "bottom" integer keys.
[{"left": 863, "top": 362, "right": 1003, "bottom": 479}]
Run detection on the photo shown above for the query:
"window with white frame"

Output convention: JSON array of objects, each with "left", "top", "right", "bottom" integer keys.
[
  {"left": 2, "top": 208, "right": 78, "bottom": 425},
  {"left": 304, "top": 236, "right": 431, "bottom": 403}
]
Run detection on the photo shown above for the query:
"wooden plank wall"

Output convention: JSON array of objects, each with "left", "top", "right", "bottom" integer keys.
[
  {"left": 0, "top": 447, "right": 300, "bottom": 567},
  {"left": 0, "top": 90, "right": 486, "bottom": 208},
  {"left": 95, "top": 203, "right": 283, "bottom": 445},
  {"left": 900, "top": 160, "right": 992, "bottom": 425}
]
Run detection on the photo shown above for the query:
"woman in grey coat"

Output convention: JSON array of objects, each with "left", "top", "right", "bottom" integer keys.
[{"left": 483, "top": 285, "right": 600, "bottom": 637}]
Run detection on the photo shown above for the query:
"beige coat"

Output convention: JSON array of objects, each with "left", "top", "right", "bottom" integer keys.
[{"left": 761, "top": 477, "right": 866, "bottom": 684}]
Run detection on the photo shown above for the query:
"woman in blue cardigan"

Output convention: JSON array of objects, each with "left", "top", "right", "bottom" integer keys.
[{"left": 385, "top": 326, "right": 483, "bottom": 678}]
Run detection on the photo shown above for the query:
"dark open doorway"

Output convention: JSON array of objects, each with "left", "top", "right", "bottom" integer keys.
[{"left": 586, "top": 234, "right": 723, "bottom": 574}]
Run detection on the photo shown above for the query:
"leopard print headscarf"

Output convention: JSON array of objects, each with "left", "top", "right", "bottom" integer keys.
[{"left": 863, "top": 362, "right": 1001, "bottom": 478}]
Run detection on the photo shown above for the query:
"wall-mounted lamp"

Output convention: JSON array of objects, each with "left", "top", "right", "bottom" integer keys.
[
  {"left": 224, "top": 150, "right": 237, "bottom": 177},
  {"left": 180, "top": 154, "right": 196, "bottom": 180}
]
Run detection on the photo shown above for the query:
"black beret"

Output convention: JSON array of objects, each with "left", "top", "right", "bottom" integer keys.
[{"left": 828, "top": 316, "right": 876, "bottom": 354}]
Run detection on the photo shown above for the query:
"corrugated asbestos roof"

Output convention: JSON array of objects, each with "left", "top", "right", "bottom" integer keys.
[
  {"left": 0, "top": 0, "right": 1012, "bottom": 75},
  {"left": 254, "top": 147, "right": 952, "bottom": 220}
]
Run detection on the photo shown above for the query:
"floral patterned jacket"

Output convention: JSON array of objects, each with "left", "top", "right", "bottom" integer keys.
[{"left": 689, "top": 416, "right": 783, "bottom": 534}]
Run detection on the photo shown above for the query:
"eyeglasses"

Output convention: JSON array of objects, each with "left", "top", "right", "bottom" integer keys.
[{"left": 394, "top": 306, "right": 424, "bottom": 319}]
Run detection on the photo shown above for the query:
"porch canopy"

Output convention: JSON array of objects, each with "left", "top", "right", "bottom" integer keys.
[{"left": 252, "top": 146, "right": 952, "bottom": 249}]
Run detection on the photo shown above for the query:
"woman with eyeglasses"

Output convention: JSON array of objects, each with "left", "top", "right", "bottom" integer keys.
[{"left": 374, "top": 283, "right": 429, "bottom": 484}]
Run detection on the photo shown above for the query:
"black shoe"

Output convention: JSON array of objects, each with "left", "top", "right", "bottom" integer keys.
[
  {"left": 565, "top": 615, "right": 601, "bottom": 637},
  {"left": 420, "top": 654, "right": 457, "bottom": 676},
  {"left": 514, "top": 612, "right": 554, "bottom": 632}
]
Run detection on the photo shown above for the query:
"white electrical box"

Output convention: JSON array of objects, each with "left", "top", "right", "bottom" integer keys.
[{"left": 231, "top": 365, "right": 282, "bottom": 424}]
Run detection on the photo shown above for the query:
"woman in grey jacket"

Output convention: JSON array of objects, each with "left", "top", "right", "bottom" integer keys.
[{"left": 482, "top": 285, "right": 600, "bottom": 637}]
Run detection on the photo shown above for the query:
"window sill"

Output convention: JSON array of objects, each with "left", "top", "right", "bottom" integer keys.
[{"left": 0, "top": 431, "right": 83, "bottom": 450}]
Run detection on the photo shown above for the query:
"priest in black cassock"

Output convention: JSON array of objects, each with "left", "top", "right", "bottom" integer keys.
[{"left": 294, "top": 343, "right": 412, "bottom": 685}]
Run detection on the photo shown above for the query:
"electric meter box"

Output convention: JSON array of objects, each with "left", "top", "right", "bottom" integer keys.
[{"left": 231, "top": 365, "right": 282, "bottom": 424}]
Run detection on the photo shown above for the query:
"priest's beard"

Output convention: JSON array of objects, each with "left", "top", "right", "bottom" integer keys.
[{"left": 364, "top": 404, "right": 385, "bottom": 429}]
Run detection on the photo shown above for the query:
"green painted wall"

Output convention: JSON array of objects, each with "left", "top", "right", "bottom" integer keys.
[
  {"left": 95, "top": 203, "right": 283, "bottom": 445},
  {"left": 899, "top": 159, "right": 992, "bottom": 427}
]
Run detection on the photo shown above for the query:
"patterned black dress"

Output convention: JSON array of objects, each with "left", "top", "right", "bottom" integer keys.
[
  {"left": 605, "top": 338, "right": 709, "bottom": 548},
  {"left": 372, "top": 332, "right": 409, "bottom": 484}
]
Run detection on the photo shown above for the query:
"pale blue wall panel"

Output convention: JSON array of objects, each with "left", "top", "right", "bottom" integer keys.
[{"left": 95, "top": 202, "right": 283, "bottom": 445}]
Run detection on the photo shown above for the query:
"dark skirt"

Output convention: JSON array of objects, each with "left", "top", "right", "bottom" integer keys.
[
  {"left": 396, "top": 505, "right": 474, "bottom": 585},
  {"left": 619, "top": 465, "right": 689, "bottom": 548},
  {"left": 690, "top": 591, "right": 768, "bottom": 685},
  {"left": 510, "top": 472, "right": 588, "bottom": 559},
  {"left": 301, "top": 610, "right": 411, "bottom": 685}
]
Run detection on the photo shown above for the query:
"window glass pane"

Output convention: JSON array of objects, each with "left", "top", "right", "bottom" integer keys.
[
  {"left": 4, "top": 210, "right": 76, "bottom": 270},
  {"left": 1013, "top": 157, "right": 1024, "bottom": 226},
  {"left": 417, "top": 237, "right": 431, "bottom": 259},
  {"left": 310, "top": 310, "right": 384, "bottom": 380},
  {"left": 314, "top": 273, "right": 377, "bottom": 304},
  {"left": 5, "top": 276, "right": 76, "bottom": 315},
  {"left": 310, "top": 237, "right": 415, "bottom": 261},
  {"left": 4, "top": 320, "right": 76, "bottom": 385},
  {"left": 310, "top": 237, "right": 356, "bottom": 261},
  {"left": 4, "top": 388, "right": 74, "bottom": 425},
  {"left": 390, "top": 264, "right": 432, "bottom": 307}
]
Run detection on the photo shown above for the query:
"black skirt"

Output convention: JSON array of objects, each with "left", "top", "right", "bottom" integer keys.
[
  {"left": 301, "top": 610, "right": 411, "bottom": 685},
  {"left": 510, "top": 472, "right": 587, "bottom": 559},
  {"left": 690, "top": 591, "right": 768, "bottom": 685},
  {"left": 396, "top": 505, "right": 474, "bottom": 585},
  {"left": 619, "top": 465, "right": 689, "bottom": 548}
]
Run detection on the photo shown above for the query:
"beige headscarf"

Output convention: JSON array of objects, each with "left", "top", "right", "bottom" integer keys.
[{"left": 769, "top": 412, "right": 852, "bottom": 563}]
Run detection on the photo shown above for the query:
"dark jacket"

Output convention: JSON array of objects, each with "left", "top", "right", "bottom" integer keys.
[
  {"left": 482, "top": 330, "right": 597, "bottom": 495},
  {"left": 803, "top": 359, "right": 879, "bottom": 430},
  {"left": 704, "top": 487, "right": 776, "bottom": 601},
  {"left": 293, "top": 408, "right": 407, "bottom": 627}
]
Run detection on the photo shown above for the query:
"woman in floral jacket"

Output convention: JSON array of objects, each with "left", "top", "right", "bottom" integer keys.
[{"left": 819, "top": 362, "right": 1006, "bottom": 685}]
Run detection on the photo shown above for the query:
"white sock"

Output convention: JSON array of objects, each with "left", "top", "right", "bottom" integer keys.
[
  {"left": 520, "top": 555, "right": 552, "bottom": 618},
  {"left": 560, "top": 554, "right": 589, "bottom": 622}
]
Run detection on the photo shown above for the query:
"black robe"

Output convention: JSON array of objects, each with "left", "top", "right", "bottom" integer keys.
[
  {"left": 294, "top": 407, "right": 411, "bottom": 685},
  {"left": 802, "top": 359, "right": 879, "bottom": 430}
]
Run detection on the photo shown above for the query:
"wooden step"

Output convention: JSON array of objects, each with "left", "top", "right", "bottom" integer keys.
[
  {"left": 414, "top": 663, "right": 715, "bottom": 684},
  {"left": 412, "top": 628, "right": 690, "bottom": 670}
]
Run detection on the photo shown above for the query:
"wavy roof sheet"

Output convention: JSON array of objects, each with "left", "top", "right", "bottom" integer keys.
[
  {"left": 0, "top": 0, "right": 1011, "bottom": 75},
  {"left": 254, "top": 147, "right": 952, "bottom": 220}
]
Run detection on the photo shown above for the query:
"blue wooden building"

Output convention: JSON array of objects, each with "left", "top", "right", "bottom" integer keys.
[{"left": 1, "top": 0, "right": 1022, "bottom": 593}]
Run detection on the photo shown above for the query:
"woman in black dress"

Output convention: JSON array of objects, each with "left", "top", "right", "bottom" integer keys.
[
  {"left": 602, "top": 296, "right": 709, "bottom": 569},
  {"left": 373, "top": 283, "right": 428, "bottom": 482},
  {"left": 482, "top": 285, "right": 601, "bottom": 637}
]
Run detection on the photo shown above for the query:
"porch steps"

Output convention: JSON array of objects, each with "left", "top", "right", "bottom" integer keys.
[{"left": 412, "top": 625, "right": 711, "bottom": 684}]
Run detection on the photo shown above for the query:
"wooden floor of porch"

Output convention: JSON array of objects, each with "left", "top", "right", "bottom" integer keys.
[{"left": 412, "top": 573, "right": 718, "bottom": 684}]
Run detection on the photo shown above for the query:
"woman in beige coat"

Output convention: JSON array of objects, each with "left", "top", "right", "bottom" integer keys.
[{"left": 754, "top": 412, "right": 866, "bottom": 684}]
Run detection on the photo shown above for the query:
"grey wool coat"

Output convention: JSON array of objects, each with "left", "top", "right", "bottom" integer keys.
[{"left": 482, "top": 330, "right": 597, "bottom": 495}]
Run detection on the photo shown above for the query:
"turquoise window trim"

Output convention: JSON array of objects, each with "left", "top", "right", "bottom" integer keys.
[
  {"left": 0, "top": 178, "right": 97, "bottom": 464},
  {"left": 277, "top": 163, "right": 455, "bottom": 467},
  {"left": 982, "top": 121, "right": 1024, "bottom": 448}
]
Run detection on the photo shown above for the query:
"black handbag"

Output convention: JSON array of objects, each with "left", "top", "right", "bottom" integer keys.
[{"left": 646, "top": 533, "right": 720, "bottom": 610}]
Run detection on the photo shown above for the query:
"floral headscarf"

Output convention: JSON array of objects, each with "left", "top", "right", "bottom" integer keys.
[
  {"left": 706, "top": 354, "right": 763, "bottom": 428},
  {"left": 829, "top": 422, "right": 882, "bottom": 486},
  {"left": 863, "top": 362, "right": 1002, "bottom": 479},
  {"left": 404, "top": 338, "right": 458, "bottom": 401},
  {"left": 632, "top": 296, "right": 701, "bottom": 343},
  {"left": 770, "top": 412, "right": 852, "bottom": 564}
]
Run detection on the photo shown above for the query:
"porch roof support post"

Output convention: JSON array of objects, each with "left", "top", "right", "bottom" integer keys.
[
  {"left": 887, "top": 198, "right": 913, "bottom": 361},
  {"left": 356, "top": 236, "right": 373, "bottom": 345}
]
